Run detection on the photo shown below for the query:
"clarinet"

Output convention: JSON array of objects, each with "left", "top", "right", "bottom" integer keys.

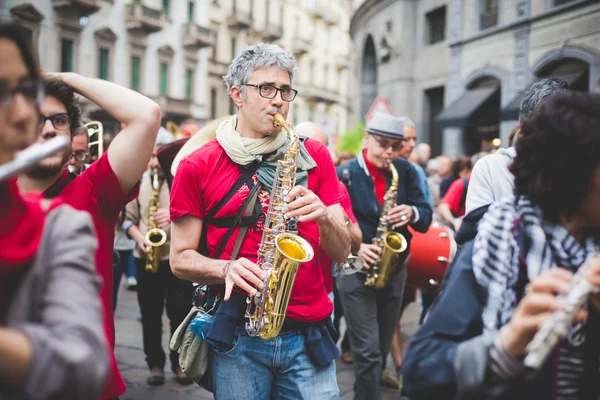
[
  {"left": 0, "top": 136, "right": 68, "bottom": 182},
  {"left": 524, "top": 253, "right": 600, "bottom": 370}
]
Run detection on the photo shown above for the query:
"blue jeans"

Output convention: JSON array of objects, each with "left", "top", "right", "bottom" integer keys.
[{"left": 211, "top": 329, "right": 339, "bottom": 400}]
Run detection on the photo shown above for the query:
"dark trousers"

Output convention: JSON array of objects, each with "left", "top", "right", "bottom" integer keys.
[
  {"left": 337, "top": 266, "right": 407, "bottom": 400},
  {"left": 135, "top": 257, "right": 192, "bottom": 372}
]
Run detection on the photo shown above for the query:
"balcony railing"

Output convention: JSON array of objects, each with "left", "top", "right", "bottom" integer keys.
[
  {"left": 227, "top": 9, "right": 252, "bottom": 30},
  {"left": 302, "top": 85, "right": 338, "bottom": 105},
  {"left": 334, "top": 53, "right": 351, "bottom": 70},
  {"left": 263, "top": 23, "right": 283, "bottom": 42},
  {"left": 153, "top": 95, "right": 192, "bottom": 117},
  {"left": 52, "top": 0, "right": 101, "bottom": 16},
  {"left": 183, "top": 22, "right": 214, "bottom": 50},
  {"left": 126, "top": 3, "right": 164, "bottom": 35},
  {"left": 292, "top": 36, "right": 312, "bottom": 56},
  {"left": 323, "top": 8, "right": 338, "bottom": 26}
]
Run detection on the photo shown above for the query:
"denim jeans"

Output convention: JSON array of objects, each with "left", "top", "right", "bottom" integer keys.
[{"left": 211, "top": 329, "right": 339, "bottom": 399}]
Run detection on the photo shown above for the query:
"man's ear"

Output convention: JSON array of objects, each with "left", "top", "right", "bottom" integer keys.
[
  {"left": 230, "top": 87, "right": 244, "bottom": 109},
  {"left": 363, "top": 132, "right": 370, "bottom": 140}
]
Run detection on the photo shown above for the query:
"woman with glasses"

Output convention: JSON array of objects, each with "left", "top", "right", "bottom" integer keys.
[
  {"left": 170, "top": 43, "right": 350, "bottom": 399},
  {"left": 0, "top": 24, "right": 109, "bottom": 399},
  {"left": 335, "top": 113, "right": 432, "bottom": 399}
]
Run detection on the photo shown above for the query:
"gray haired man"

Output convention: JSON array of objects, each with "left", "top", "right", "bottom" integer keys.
[
  {"left": 169, "top": 43, "right": 350, "bottom": 399},
  {"left": 465, "top": 78, "right": 572, "bottom": 213}
]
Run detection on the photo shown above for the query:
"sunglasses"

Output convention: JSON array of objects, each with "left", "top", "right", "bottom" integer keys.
[{"left": 371, "top": 135, "right": 404, "bottom": 151}]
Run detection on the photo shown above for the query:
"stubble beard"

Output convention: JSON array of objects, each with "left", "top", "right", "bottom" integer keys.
[{"left": 26, "top": 147, "right": 71, "bottom": 179}]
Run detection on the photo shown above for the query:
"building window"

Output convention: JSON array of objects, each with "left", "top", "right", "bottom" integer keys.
[
  {"left": 163, "top": 0, "right": 170, "bottom": 17},
  {"left": 265, "top": 0, "right": 270, "bottom": 23},
  {"left": 426, "top": 6, "right": 446, "bottom": 44},
  {"left": 99, "top": 48, "right": 109, "bottom": 80},
  {"left": 323, "top": 65, "right": 329, "bottom": 88},
  {"left": 210, "top": 88, "right": 217, "bottom": 119},
  {"left": 187, "top": 1, "right": 194, "bottom": 22},
  {"left": 231, "top": 37, "right": 237, "bottom": 61},
  {"left": 294, "top": 15, "right": 300, "bottom": 37},
  {"left": 308, "top": 106, "right": 314, "bottom": 122},
  {"left": 186, "top": 69, "right": 194, "bottom": 100},
  {"left": 160, "top": 62, "right": 169, "bottom": 95},
  {"left": 480, "top": 0, "right": 498, "bottom": 30},
  {"left": 323, "top": 29, "right": 329, "bottom": 52},
  {"left": 250, "top": 0, "right": 254, "bottom": 19},
  {"left": 61, "top": 38, "right": 74, "bottom": 72},
  {"left": 309, "top": 60, "right": 315, "bottom": 79},
  {"left": 131, "top": 56, "right": 141, "bottom": 90}
]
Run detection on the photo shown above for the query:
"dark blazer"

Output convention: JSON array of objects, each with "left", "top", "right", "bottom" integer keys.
[{"left": 337, "top": 152, "right": 432, "bottom": 263}]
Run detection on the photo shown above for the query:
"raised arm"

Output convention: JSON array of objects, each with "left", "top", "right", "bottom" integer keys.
[{"left": 56, "top": 73, "right": 161, "bottom": 194}]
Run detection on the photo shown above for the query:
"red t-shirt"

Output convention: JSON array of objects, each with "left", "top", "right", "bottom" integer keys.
[
  {"left": 363, "top": 149, "right": 388, "bottom": 204},
  {"left": 44, "top": 154, "right": 138, "bottom": 399},
  {"left": 441, "top": 175, "right": 469, "bottom": 218},
  {"left": 170, "top": 138, "right": 344, "bottom": 322}
]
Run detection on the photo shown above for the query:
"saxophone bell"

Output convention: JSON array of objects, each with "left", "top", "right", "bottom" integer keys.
[{"left": 334, "top": 255, "right": 364, "bottom": 275}]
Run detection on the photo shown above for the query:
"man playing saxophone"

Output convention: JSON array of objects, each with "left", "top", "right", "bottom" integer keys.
[
  {"left": 170, "top": 43, "right": 350, "bottom": 399},
  {"left": 336, "top": 113, "right": 432, "bottom": 399},
  {"left": 124, "top": 128, "right": 193, "bottom": 387}
]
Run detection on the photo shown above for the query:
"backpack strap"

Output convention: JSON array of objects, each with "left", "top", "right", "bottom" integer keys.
[{"left": 459, "top": 176, "right": 469, "bottom": 215}]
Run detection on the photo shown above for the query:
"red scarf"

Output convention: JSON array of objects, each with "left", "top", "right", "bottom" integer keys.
[
  {"left": 363, "top": 149, "right": 388, "bottom": 205},
  {"left": 0, "top": 179, "right": 59, "bottom": 276}
]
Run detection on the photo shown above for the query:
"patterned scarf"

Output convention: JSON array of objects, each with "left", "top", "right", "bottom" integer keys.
[
  {"left": 473, "top": 195, "right": 600, "bottom": 399},
  {"left": 215, "top": 115, "right": 317, "bottom": 188}
]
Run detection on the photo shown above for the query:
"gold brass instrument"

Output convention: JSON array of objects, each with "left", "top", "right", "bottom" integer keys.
[
  {"left": 334, "top": 216, "right": 364, "bottom": 275},
  {"left": 85, "top": 121, "right": 104, "bottom": 162},
  {"left": 166, "top": 121, "right": 183, "bottom": 139},
  {"left": 145, "top": 167, "right": 167, "bottom": 273},
  {"left": 365, "top": 161, "right": 408, "bottom": 288},
  {"left": 245, "top": 114, "right": 315, "bottom": 340}
]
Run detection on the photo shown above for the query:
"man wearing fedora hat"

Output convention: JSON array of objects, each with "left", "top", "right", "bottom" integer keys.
[{"left": 336, "top": 113, "right": 432, "bottom": 399}]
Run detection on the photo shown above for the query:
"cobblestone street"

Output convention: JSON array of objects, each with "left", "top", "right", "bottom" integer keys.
[{"left": 114, "top": 286, "right": 421, "bottom": 400}]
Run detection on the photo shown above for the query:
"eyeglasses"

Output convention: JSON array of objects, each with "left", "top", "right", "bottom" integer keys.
[
  {"left": 371, "top": 135, "right": 404, "bottom": 151},
  {"left": 0, "top": 78, "right": 44, "bottom": 109},
  {"left": 70, "top": 150, "right": 89, "bottom": 162},
  {"left": 39, "top": 113, "right": 72, "bottom": 130},
  {"left": 243, "top": 83, "right": 298, "bottom": 102}
]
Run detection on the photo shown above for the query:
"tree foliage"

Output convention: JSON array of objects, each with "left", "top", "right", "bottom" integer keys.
[{"left": 336, "top": 122, "right": 365, "bottom": 155}]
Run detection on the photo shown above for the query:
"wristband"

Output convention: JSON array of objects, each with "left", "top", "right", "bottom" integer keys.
[{"left": 222, "top": 261, "right": 234, "bottom": 279}]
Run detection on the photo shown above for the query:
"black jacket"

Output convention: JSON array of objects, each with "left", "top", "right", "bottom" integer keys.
[{"left": 337, "top": 152, "right": 432, "bottom": 262}]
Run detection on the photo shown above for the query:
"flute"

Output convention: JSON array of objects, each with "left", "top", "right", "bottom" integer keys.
[
  {"left": 524, "top": 253, "right": 600, "bottom": 370},
  {"left": 0, "top": 136, "right": 68, "bottom": 183}
]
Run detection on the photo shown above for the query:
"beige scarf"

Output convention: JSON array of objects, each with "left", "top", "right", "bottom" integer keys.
[{"left": 216, "top": 115, "right": 287, "bottom": 166}]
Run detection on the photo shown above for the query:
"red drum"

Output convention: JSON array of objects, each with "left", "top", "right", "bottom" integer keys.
[{"left": 406, "top": 222, "right": 457, "bottom": 292}]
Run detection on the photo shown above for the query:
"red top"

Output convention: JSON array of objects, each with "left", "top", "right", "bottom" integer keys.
[
  {"left": 170, "top": 138, "right": 344, "bottom": 321},
  {"left": 44, "top": 154, "right": 139, "bottom": 399},
  {"left": 441, "top": 175, "right": 470, "bottom": 218},
  {"left": 363, "top": 149, "right": 388, "bottom": 204}
]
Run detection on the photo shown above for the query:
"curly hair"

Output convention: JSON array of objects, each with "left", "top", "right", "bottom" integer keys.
[
  {"left": 511, "top": 92, "right": 600, "bottom": 222},
  {"left": 43, "top": 76, "right": 82, "bottom": 136}
]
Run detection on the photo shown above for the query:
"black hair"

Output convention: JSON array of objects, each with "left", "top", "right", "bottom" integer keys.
[{"left": 511, "top": 92, "right": 600, "bottom": 222}]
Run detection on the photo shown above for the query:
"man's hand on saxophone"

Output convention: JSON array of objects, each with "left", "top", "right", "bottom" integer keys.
[
  {"left": 357, "top": 244, "right": 380, "bottom": 270},
  {"left": 152, "top": 208, "right": 170, "bottom": 229},
  {"left": 223, "top": 258, "right": 266, "bottom": 301},
  {"left": 387, "top": 204, "right": 413, "bottom": 229},
  {"left": 500, "top": 268, "right": 587, "bottom": 358}
]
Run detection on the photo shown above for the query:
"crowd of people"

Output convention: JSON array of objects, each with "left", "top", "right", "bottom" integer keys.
[{"left": 1, "top": 21, "right": 599, "bottom": 400}]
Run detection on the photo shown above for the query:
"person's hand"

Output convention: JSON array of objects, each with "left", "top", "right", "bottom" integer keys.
[
  {"left": 501, "top": 268, "right": 587, "bottom": 358},
  {"left": 357, "top": 243, "right": 381, "bottom": 270},
  {"left": 153, "top": 208, "right": 170, "bottom": 229},
  {"left": 136, "top": 237, "right": 148, "bottom": 254},
  {"left": 223, "top": 258, "right": 266, "bottom": 301},
  {"left": 582, "top": 254, "right": 600, "bottom": 312},
  {"left": 284, "top": 185, "right": 330, "bottom": 224},
  {"left": 387, "top": 204, "right": 413, "bottom": 228}
]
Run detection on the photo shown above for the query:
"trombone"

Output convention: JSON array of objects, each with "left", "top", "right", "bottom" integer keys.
[{"left": 85, "top": 121, "right": 104, "bottom": 162}]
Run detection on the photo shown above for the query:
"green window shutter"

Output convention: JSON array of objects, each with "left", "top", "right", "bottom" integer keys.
[
  {"left": 186, "top": 69, "right": 194, "bottom": 100},
  {"left": 131, "top": 56, "right": 141, "bottom": 90},
  {"left": 163, "top": 0, "right": 170, "bottom": 16},
  {"left": 99, "top": 48, "right": 109, "bottom": 80},
  {"left": 61, "top": 38, "right": 73, "bottom": 72},
  {"left": 188, "top": 2, "right": 195, "bottom": 22},
  {"left": 160, "top": 63, "right": 169, "bottom": 95}
]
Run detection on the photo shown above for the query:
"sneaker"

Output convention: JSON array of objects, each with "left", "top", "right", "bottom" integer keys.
[
  {"left": 124, "top": 276, "right": 137, "bottom": 290},
  {"left": 380, "top": 370, "right": 399, "bottom": 389},
  {"left": 174, "top": 367, "right": 193, "bottom": 385},
  {"left": 147, "top": 368, "right": 165, "bottom": 386}
]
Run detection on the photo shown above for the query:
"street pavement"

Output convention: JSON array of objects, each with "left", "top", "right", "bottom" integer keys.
[{"left": 114, "top": 285, "right": 422, "bottom": 400}]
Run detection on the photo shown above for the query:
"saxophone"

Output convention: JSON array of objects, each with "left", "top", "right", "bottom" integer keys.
[
  {"left": 145, "top": 167, "right": 167, "bottom": 273},
  {"left": 524, "top": 253, "right": 600, "bottom": 370},
  {"left": 245, "top": 114, "right": 315, "bottom": 340},
  {"left": 364, "top": 161, "right": 408, "bottom": 289}
]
